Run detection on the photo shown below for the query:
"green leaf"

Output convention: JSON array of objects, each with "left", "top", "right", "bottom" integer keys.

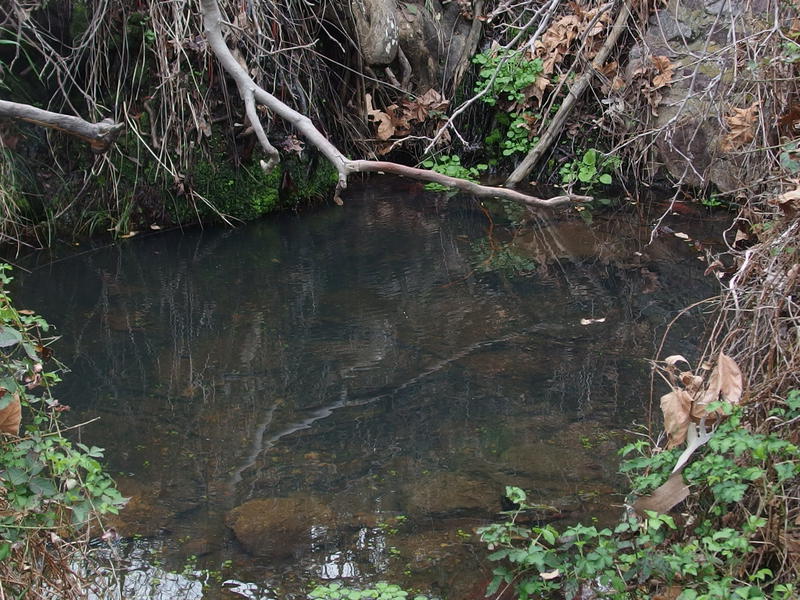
[
  {"left": 0, "top": 325, "right": 22, "bottom": 348},
  {"left": 0, "top": 542, "right": 10, "bottom": 561},
  {"left": 5, "top": 468, "right": 28, "bottom": 486},
  {"left": 599, "top": 173, "right": 613, "bottom": 185},
  {"left": 582, "top": 149, "right": 597, "bottom": 166},
  {"left": 29, "top": 477, "right": 59, "bottom": 498}
]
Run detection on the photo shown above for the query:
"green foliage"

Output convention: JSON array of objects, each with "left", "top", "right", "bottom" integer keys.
[
  {"left": 779, "top": 140, "right": 800, "bottom": 174},
  {"left": 559, "top": 148, "right": 621, "bottom": 189},
  {"left": 471, "top": 49, "right": 545, "bottom": 162},
  {"left": 308, "top": 582, "right": 430, "bottom": 600},
  {"left": 421, "top": 155, "right": 487, "bottom": 191},
  {"left": 481, "top": 399, "right": 800, "bottom": 600},
  {"left": 473, "top": 49, "right": 544, "bottom": 107},
  {"left": 780, "top": 37, "right": 800, "bottom": 64},
  {"left": 0, "top": 265, "right": 126, "bottom": 593},
  {"left": 189, "top": 158, "right": 282, "bottom": 222}
]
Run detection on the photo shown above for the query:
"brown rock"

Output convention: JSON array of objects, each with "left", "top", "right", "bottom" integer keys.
[{"left": 225, "top": 495, "right": 333, "bottom": 558}]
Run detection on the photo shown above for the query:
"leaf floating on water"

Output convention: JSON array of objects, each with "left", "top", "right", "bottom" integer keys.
[
  {"left": 579, "top": 317, "right": 606, "bottom": 325},
  {"left": 119, "top": 231, "right": 138, "bottom": 239},
  {"left": 673, "top": 232, "right": 690, "bottom": 240},
  {"left": 150, "top": 224, "right": 162, "bottom": 230},
  {"left": 660, "top": 390, "right": 693, "bottom": 448}
]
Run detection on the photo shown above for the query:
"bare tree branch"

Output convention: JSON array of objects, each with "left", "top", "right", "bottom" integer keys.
[
  {"left": 0, "top": 99, "right": 123, "bottom": 152},
  {"left": 200, "top": 0, "right": 589, "bottom": 209}
]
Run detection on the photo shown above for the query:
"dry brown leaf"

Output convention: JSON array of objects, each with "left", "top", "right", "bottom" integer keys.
[
  {"left": 540, "top": 569, "right": 560, "bottom": 580},
  {"left": 653, "top": 585, "right": 685, "bottom": 600},
  {"left": 664, "top": 355, "right": 690, "bottom": 366},
  {"left": 721, "top": 103, "right": 759, "bottom": 152},
  {"left": 651, "top": 56, "right": 674, "bottom": 88},
  {"left": 693, "top": 352, "right": 743, "bottom": 419},
  {"left": 661, "top": 389, "right": 693, "bottom": 448},
  {"left": 770, "top": 187, "right": 800, "bottom": 218},
  {"left": 634, "top": 471, "right": 689, "bottom": 516},
  {"left": 680, "top": 371, "right": 704, "bottom": 393},
  {"left": 0, "top": 392, "right": 21, "bottom": 436}
]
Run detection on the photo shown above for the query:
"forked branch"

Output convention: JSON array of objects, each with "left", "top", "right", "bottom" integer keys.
[{"left": 199, "top": 0, "right": 590, "bottom": 208}]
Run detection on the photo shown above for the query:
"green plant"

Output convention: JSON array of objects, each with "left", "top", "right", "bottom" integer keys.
[
  {"left": 308, "top": 582, "right": 430, "bottom": 600},
  {"left": 473, "top": 49, "right": 544, "bottom": 107},
  {"left": 421, "top": 155, "right": 487, "bottom": 191},
  {"left": 0, "top": 264, "right": 126, "bottom": 596},
  {"left": 559, "top": 148, "right": 621, "bottom": 188},
  {"left": 779, "top": 140, "right": 799, "bottom": 174},
  {"left": 480, "top": 398, "right": 800, "bottom": 600}
]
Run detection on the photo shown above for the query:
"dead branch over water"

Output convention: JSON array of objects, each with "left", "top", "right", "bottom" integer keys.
[{"left": 199, "top": 0, "right": 589, "bottom": 208}]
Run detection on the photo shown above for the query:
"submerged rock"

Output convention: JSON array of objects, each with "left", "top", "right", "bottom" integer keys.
[
  {"left": 224, "top": 495, "right": 333, "bottom": 558},
  {"left": 404, "top": 471, "right": 498, "bottom": 516}
]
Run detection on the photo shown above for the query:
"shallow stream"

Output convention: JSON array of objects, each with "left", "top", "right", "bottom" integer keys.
[{"left": 15, "top": 180, "right": 719, "bottom": 599}]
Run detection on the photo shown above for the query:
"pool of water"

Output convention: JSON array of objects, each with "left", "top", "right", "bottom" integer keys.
[{"left": 14, "top": 180, "right": 718, "bottom": 598}]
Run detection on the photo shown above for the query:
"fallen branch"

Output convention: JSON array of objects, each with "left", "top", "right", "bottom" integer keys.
[
  {"left": 0, "top": 100, "right": 123, "bottom": 152},
  {"left": 200, "top": 0, "right": 589, "bottom": 209},
  {"left": 505, "top": 0, "right": 631, "bottom": 186}
]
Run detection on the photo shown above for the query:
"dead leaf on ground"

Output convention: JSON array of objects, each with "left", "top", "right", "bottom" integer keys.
[
  {"left": 0, "top": 391, "right": 21, "bottom": 436},
  {"left": 770, "top": 187, "right": 800, "bottom": 218},
  {"left": 653, "top": 585, "right": 685, "bottom": 600},
  {"left": 540, "top": 569, "right": 560, "bottom": 580},
  {"left": 693, "top": 352, "right": 742, "bottom": 419},
  {"left": 721, "top": 103, "right": 759, "bottom": 152},
  {"left": 651, "top": 56, "right": 674, "bottom": 88},
  {"left": 661, "top": 389, "right": 693, "bottom": 448},
  {"left": 634, "top": 471, "right": 690, "bottom": 516}
]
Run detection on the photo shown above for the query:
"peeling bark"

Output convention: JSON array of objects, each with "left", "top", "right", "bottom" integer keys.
[
  {"left": 0, "top": 100, "right": 123, "bottom": 152},
  {"left": 200, "top": 0, "right": 590, "bottom": 209}
]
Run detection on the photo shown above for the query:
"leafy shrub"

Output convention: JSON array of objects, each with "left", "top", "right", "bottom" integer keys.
[
  {"left": 421, "top": 155, "right": 487, "bottom": 191},
  {"left": 0, "top": 264, "right": 126, "bottom": 597},
  {"left": 559, "top": 148, "right": 621, "bottom": 188},
  {"left": 479, "top": 398, "right": 800, "bottom": 600}
]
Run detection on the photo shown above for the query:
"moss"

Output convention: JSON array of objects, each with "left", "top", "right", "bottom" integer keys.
[
  {"left": 280, "top": 154, "right": 338, "bottom": 209},
  {"left": 188, "top": 157, "right": 282, "bottom": 222}
]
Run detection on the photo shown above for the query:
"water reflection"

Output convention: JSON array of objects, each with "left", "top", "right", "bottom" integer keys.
[{"left": 15, "top": 180, "right": 717, "bottom": 598}]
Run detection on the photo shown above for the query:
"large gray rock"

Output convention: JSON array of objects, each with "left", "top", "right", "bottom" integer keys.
[{"left": 628, "top": 0, "right": 772, "bottom": 191}]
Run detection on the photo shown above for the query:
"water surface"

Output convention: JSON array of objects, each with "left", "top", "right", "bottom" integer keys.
[{"left": 15, "top": 180, "right": 717, "bottom": 598}]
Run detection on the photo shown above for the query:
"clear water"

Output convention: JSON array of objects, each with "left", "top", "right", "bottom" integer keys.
[{"left": 14, "top": 180, "right": 717, "bottom": 598}]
